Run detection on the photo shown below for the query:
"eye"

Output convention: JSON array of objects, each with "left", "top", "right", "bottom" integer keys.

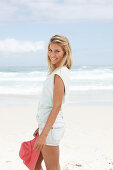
[
  {"left": 48, "top": 49, "right": 52, "bottom": 52},
  {"left": 56, "top": 50, "right": 60, "bottom": 52}
]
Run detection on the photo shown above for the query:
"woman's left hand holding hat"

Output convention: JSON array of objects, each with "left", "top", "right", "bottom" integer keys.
[{"left": 33, "top": 133, "right": 47, "bottom": 151}]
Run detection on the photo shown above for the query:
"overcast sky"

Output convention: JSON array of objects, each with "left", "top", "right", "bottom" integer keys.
[{"left": 0, "top": 0, "right": 113, "bottom": 67}]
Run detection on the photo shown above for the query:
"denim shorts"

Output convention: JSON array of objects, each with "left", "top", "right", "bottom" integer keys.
[{"left": 38, "top": 120, "right": 65, "bottom": 146}]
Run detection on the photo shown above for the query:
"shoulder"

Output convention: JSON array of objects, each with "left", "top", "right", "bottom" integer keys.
[
  {"left": 60, "top": 66, "right": 71, "bottom": 80},
  {"left": 53, "top": 66, "right": 71, "bottom": 81},
  {"left": 54, "top": 66, "right": 71, "bottom": 87},
  {"left": 54, "top": 66, "right": 70, "bottom": 76}
]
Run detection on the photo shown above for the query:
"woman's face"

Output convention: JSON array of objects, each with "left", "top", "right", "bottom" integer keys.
[{"left": 48, "top": 43, "right": 64, "bottom": 68}]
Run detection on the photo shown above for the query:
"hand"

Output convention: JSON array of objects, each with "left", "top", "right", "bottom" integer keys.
[
  {"left": 33, "top": 128, "right": 39, "bottom": 137},
  {"left": 33, "top": 134, "right": 47, "bottom": 151}
]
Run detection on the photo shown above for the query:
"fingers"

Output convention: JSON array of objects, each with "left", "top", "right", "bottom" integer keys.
[
  {"left": 34, "top": 144, "right": 44, "bottom": 151},
  {"left": 33, "top": 144, "right": 39, "bottom": 151},
  {"left": 33, "top": 142, "right": 41, "bottom": 151},
  {"left": 33, "top": 134, "right": 36, "bottom": 137},
  {"left": 38, "top": 144, "right": 43, "bottom": 151},
  {"left": 33, "top": 132, "right": 37, "bottom": 137},
  {"left": 33, "top": 128, "right": 39, "bottom": 137},
  {"left": 33, "top": 141, "right": 44, "bottom": 151},
  {"left": 33, "top": 133, "right": 37, "bottom": 137}
]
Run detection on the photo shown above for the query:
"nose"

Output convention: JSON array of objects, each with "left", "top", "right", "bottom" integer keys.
[{"left": 51, "top": 51, "right": 56, "bottom": 57}]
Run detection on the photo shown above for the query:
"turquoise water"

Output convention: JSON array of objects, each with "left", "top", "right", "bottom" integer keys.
[{"left": 0, "top": 65, "right": 113, "bottom": 105}]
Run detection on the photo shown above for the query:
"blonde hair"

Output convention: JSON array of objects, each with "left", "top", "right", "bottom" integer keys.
[{"left": 47, "top": 35, "right": 73, "bottom": 75}]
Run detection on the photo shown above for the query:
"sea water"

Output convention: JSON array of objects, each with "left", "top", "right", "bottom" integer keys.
[{"left": 0, "top": 65, "right": 113, "bottom": 106}]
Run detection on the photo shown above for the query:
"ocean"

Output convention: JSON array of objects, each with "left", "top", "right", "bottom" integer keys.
[{"left": 0, "top": 65, "right": 113, "bottom": 106}]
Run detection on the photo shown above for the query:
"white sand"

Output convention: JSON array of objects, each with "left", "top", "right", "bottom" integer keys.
[{"left": 0, "top": 99, "right": 113, "bottom": 170}]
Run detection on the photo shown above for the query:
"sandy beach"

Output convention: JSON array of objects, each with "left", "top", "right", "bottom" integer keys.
[{"left": 0, "top": 95, "right": 113, "bottom": 170}]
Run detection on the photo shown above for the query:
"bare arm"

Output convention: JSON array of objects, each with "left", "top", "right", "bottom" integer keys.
[{"left": 40, "top": 74, "right": 65, "bottom": 137}]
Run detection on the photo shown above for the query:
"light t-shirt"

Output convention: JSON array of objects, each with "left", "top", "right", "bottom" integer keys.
[{"left": 36, "top": 66, "right": 71, "bottom": 124}]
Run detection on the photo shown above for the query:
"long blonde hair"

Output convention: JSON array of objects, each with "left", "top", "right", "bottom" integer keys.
[{"left": 47, "top": 35, "right": 73, "bottom": 75}]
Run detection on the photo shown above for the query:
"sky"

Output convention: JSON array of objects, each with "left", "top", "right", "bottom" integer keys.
[{"left": 0, "top": 0, "right": 113, "bottom": 67}]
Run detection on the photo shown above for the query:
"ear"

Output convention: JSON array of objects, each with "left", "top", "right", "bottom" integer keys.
[{"left": 63, "top": 51, "right": 66, "bottom": 56}]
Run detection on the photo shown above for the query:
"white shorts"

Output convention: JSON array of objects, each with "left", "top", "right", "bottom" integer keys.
[{"left": 38, "top": 121, "right": 65, "bottom": 146}]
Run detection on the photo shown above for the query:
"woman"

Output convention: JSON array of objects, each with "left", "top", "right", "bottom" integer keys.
[{"left": 33, "top": 35, "right": 73, "bottom": 170}]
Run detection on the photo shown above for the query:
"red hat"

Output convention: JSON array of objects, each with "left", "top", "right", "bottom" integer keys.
[{"left": 19, "top": 135, "right": 40, "bottom": 170}]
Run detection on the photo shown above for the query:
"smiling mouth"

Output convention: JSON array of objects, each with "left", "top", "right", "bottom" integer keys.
[{"left": 51, "top": 58, "right": 57, "bottom": 61}]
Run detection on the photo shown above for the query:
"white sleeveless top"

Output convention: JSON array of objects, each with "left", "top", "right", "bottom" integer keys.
[{"left": 36, "top": 66, "right": 71, "bottom": 124}]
